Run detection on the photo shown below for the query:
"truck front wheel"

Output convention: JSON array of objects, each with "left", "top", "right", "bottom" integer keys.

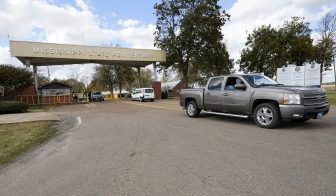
[
  {"left": 253, "top": 103, "right": 281, "bottom": 129},
  {"left": 186, "top": 101, "right": 200, "bottom": 118}
]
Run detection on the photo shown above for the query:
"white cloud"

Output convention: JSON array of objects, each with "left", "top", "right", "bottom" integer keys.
[
  {"left": 0, "top": 0, "right": 156, "bottom": 82},
  {"left": 75, "top": 0, "right": 90, "bottom": 11},
  {"left": 117, "top": 19, "right": 142, "bottom": 27},
  {"left": 223, "top": 0, "right": 335, "bottom": 60},
  {"left": 1, "top": 0, "right": 335, "bottom": 83},
  {"left": 0, "top": 46, "right": 22, "bottom": 66}
]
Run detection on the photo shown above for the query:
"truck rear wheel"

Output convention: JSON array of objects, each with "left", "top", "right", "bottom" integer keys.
[
  {"left": 254, "top": 103, "right": 281, "bottom": 129},
  {"left": 186, "top": 101, "right": 200, "bottom": 118}
]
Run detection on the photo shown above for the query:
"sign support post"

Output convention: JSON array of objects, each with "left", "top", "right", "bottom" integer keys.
[
  {"left": 33, "top": 65, "right": 39, "bottom": 104},
  {"left": 137, "top": 66, "right": 141, "bottom": 88}
]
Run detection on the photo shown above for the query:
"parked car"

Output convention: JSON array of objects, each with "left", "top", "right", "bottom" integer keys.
[
  {"left": 91, "top": 91, "right": 104, "bottom": 102},
  {"left": 131, "top": 88, "right": 155, "bottom": 102},
  {"left": 179, "top": 74, "right": 329, "bottom": 129}
]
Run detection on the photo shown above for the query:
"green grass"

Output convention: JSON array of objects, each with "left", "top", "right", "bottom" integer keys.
[
  {"left": 0, "top": 121, "right": 57, "bottom": 164},
  {"left": 28, "top": 105, "right": 51, "bottom": 113},
  {"left": 325, "top": 87, "right": 336, "bottom": 105}
]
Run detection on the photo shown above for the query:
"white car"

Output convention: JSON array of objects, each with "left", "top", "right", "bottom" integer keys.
[{"left": 131, "top": 88, "right": 155, "bottom": 102}]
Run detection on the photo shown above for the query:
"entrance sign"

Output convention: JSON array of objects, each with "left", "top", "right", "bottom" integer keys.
[
  {"left": 9, "top": 40, "right": 166, "bottom": 100},
  {"left": 304, "top": 63, "right": 321, "bottom": 86},
  {"left": 276, "top": 63, "right": 321, "bottom": 86},
  {"left": 290, "top": 66, "right": 304, "bottom": 86},
  {"left": 276, "top": 67, "right": 291, "bottom": 85},
  {"left": 9, "top": 40, "right": 166, "bottom": 66}
]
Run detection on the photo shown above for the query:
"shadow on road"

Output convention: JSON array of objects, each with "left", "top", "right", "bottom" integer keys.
[{"left": 196, "top": 112, "right": 333, "bottom": 131}]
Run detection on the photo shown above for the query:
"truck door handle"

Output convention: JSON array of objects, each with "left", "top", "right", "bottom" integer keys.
[{"left": 223, "top": 93, "right": 229, "bottom": 96}]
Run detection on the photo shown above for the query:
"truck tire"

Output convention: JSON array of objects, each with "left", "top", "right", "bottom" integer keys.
[
  {"left": 253, "top": 103, "right": 281, "bottom": 129},
  {"left": 186, "top": 101, "right": 200, "bottom": 118}
]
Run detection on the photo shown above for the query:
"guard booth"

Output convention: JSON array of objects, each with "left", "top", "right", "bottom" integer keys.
[{"left": 9, "top": 40, "right": 166, "bottom": 104}]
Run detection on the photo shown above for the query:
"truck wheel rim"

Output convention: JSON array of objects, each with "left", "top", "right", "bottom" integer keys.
[
  {"left": 256, "top": 107, "right": 273, "bottom": 126},
  {"left": 187, "top": 104, "right": 195, "bottom": 115}
]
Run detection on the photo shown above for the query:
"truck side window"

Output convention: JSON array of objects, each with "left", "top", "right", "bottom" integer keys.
[
  {"left": 225, "top": 77, "right": 245, "bottom": 90},
  {"left": 208, "top": 77, "right": 224, "bottom": 90}
]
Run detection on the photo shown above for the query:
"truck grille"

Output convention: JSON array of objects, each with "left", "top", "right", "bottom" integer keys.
[{"left": 302, "top": 93, "right": 327, "bottom": 106}]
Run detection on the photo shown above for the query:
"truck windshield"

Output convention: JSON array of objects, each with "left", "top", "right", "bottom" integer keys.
[{"left": 243, "top": 75, "right": 280, "bottom": 87}]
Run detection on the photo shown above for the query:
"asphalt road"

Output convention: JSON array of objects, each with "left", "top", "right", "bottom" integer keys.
[{"left": 0, "top": 100, "right": 336, "bottom": 195}]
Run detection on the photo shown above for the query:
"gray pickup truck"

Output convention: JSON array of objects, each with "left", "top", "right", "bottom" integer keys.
[{"left": 180, "top": 74, "right": 329, "bottom": 128}]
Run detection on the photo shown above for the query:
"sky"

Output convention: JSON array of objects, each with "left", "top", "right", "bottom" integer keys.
[{"left": 0, "top": 0, "right": 335, "bottom": 84}]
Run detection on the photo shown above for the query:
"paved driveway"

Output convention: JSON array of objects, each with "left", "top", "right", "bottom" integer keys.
[{"left": 0, "top": 100, "right": 335, "bottom": 195}]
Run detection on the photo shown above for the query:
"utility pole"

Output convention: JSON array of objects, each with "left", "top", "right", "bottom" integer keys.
[{"left": 47, "top": 66, "right": 51, "bottom": 81}]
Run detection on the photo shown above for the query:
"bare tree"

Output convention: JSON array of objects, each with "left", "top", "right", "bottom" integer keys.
[
  {"left": 317, "top": 12, "right": 336, "bottom": 40},
  {"left": 316, "top": 12, "right": 336, "bottom": 84}
]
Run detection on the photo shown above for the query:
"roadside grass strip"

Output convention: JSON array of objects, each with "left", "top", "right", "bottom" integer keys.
[
  {"left": 121, "top": 101, "right": 181, "bottom": 111},
  {"left": 325, "top": 87, "right": 336, "bottom": 105},
  {"left": 28, "top": 105, "right": 51, "bottom": 113},
  {"left": 0, "top": 121, "right": 57, "bottom": 164}
]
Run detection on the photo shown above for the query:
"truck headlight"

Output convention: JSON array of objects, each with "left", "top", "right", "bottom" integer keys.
[{"left": 283, "top": 94, "right": 301, "bottom": 104}]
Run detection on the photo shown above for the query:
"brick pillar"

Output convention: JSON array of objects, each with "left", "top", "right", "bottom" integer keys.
[{"left": 151, "top": 81, "right": 161, "bottom": 100}]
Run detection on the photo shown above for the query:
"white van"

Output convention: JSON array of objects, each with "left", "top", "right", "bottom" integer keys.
[{"left": 131, "top": 88, "right": 155, "bottom": 102}]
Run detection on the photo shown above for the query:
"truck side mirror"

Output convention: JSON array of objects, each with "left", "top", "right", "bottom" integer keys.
[{"left": 234, "top": 84, "right": 246, "bottom": 90}]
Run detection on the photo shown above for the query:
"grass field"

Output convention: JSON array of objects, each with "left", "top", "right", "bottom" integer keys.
[
  {"left": 325, "top": 87, "right": 336, "bottom": 105},
  {"left": 0, "top": 121, "right": 57, "bottom": 164},
  {"left": 28, "top": 105, "right": 51, "bottom": 113}
]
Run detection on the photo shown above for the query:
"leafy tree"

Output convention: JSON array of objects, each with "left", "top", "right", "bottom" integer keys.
[
  {"left": 191, "top": 41, "right": 233, "bottom": 85},
  {"left": 239, "top": 17, "right": 315, "bottom": 77},
  {"left": 87, "top": 78, "right": 106, "bottom": 92},
  {"left": 139, "top": 68, "right": 153, "bottom": 88},
  {"left": 51, "top": 78, "right": 85, "bottom": 93},
  {"left": 315, "top": 12, "right": 336, "bottom": 83},
  {"left": 154, "top": 0, "right": 230, "bottom": 87},
  {"left": 279, "top": 17, "right": 314, "bottom": 66},
  {"left": 92, "top": 65, "right": 117, "bottom": 95},
  {"left": 0, "top": 64, "right": 32, "bottom": 99},
  {"left": 91, "top": 65, "right": 137, "bottom": 96},
  {"left": 114, "top": 66, "right": 136, "bottom": 98},
  {"left": 61, "top": 78, "right": 85, "bottom": 93},
  {"left": 239, "top": 25, "right": 280, "bottom": 77}
]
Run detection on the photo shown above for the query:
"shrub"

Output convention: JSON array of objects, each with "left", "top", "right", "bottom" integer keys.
[
  {"left": 0, "top": 101, "right": 28, "bottom": 114},
  {"left": 161, "top": 91, "right": 169, "bottom": 99}
]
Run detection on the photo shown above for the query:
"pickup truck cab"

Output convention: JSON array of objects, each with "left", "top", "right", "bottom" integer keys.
[{"left": 180, "top": 74, "right": 329, "bottom": 128}]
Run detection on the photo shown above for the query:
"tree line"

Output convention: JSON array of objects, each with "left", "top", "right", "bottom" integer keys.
[
  {"left": 239, "top": 16, "right": 335, "bottom": 82},
  {"left": 89, "top": 65, "right": 153, "bottom": 97},
  {"left": 0, "top": 63, "right": 155, "bottom": 99},
  {"left": 0, "top": 64, "right": 86, "bottom": 99},
  {"left": 1, "top": 1, "right": 335, "bottom": 94},
  {"left": 154, "top": 0, "right": 336, "bottom": 86}
]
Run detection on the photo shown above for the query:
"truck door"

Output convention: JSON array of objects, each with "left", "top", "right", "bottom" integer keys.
[
  {"left": 204, "top": 77, "right": 225, "bottom": 111},
  {"left": 221, "top": 76, "right": 250, "bottom": 114}
]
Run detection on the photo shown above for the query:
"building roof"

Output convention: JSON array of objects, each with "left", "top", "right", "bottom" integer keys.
[
  {"left": 161, "top": 80, "right": 181, "bottom": 90},
  {"left": 39, "top": 82, "right": 72, "bottom": 90}
]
